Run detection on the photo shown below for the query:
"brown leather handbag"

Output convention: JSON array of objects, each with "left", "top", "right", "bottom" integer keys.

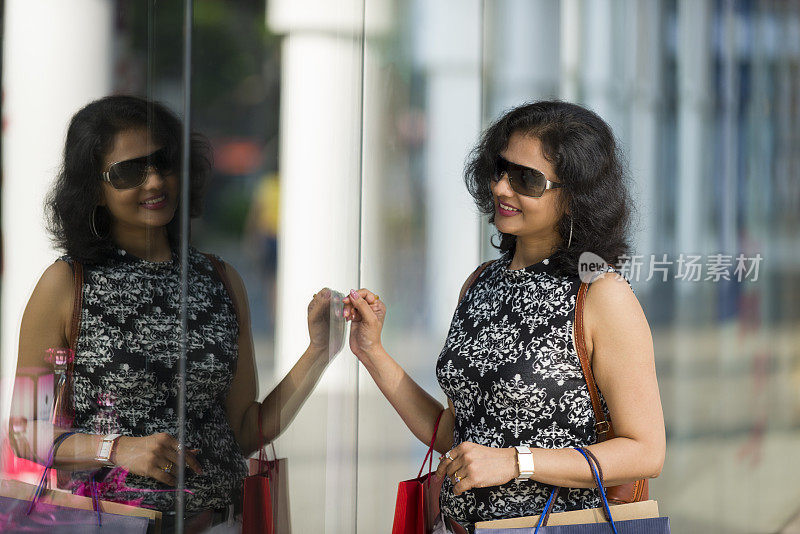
[{"left": 574, "top": 281, "right": 649, "bottom": 504}]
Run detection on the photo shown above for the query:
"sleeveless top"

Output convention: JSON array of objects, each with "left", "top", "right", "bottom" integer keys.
[
  {"left": 65, "top": 246, "right": 249, "bottom": 512},
  {"left": 436, "top": 256, "right": 611, "bottom": 525}
]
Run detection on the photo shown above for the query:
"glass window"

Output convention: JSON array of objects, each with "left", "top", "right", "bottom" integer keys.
[{"left": 3, "top": 1, "right": 799, "bottom": 532}]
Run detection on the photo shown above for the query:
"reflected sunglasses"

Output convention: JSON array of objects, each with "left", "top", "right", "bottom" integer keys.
[
  {"left": 493, "top": 155, "right": 563, "bottom": 198},
  {"left": 102, "top": 147, "right": 177, "bottom": 190}
]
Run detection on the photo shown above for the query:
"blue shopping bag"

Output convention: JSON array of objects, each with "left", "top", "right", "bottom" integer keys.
[{"left": 476, "top": 448, "right": 669, "bottom": 534}]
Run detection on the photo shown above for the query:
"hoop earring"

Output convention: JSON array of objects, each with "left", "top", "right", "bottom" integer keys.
[
  {"left": 567, "top": 217, "right": 573, "bottom": 248},
  {"left": 91, "top": 207, "right": 102, "bottom": 238}
]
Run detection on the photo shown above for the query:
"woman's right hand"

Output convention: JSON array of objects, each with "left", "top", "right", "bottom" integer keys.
[
  {"left": 342, "top": 288, "right": 386, "bottom": 363},
  {"left": 113, "top": 433, "right": 203, "bottom": 486}
]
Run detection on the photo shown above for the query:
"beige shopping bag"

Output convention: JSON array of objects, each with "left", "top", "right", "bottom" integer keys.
[{"left": 475, "top": 500, "right": 660, "bottom": 529}]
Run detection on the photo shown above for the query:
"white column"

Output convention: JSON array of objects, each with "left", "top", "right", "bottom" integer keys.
[
  {"left": 626, "top": 0, "right": 662, "bottom": 286},
  {"left": 581, "top": 0, "right": 626, "bottom": 138},
  {"left": 672, "top": 0, "right": 712, "bottom": 457},
  {"left": 672, "top": 0, "right": 712, "bottom": 447},
  {"left": 415, "top": 0, "right": 483, "bottom": 338},
  {"left": 268, "top": 1, "right": 366, "bottom": 532},
  {"left": 560, "top": 0, "right": 582, "bottom": 102},
  {"left": 676, "top": 0, "right": 712, "bottom": 263},
  {"left": 718, "top": 0, "right": 739, "bottom": 260},
  {"left": 487, "top": 0, "right": 561, "bottom": 116},
  {"left": 1, "top": 0, "right": 112, "bottom": 430}
]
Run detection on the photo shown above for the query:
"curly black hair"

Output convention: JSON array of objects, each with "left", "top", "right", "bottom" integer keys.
[
  {"left": 465, "top": 100, "right": 633, "bottom": 277},
  {"left": 46, "top": 95, "right": 211, "bottom": 263}
]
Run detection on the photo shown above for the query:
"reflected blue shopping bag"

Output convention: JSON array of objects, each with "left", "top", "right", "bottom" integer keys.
[
  {"left": 476, "top": 448, "right": 669, "bottom": 534},
  {"left": 1, "top": 431, "right": 152, "bottom": 533},
  {"left": 0, "top": 495, "right": 151, "bottom": 533}
]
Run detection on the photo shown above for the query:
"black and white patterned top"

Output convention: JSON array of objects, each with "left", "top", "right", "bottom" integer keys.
[
  {"left": 436, "top": 256, "right": 608, "bottom": 526},
  {"left": 65, "top": 246, "right": 249, "bottom": 512}
]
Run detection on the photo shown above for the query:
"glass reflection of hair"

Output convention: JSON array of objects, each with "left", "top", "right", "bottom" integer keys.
[{"left": 10, "top": 95, "right": 340, "bottom": 519}]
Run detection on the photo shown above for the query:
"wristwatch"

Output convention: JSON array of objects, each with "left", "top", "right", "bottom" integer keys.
[
  {"left": 515, "top": 446, "right": 535, "bottom": 480},
  {"left": 95, "top": 433, "right": 121, "bottom": 466}
]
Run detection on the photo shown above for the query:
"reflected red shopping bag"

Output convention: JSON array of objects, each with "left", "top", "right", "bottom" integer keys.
[
  {"left": 242, "top": 460, "right": 273, "bottom": 534},
  {"left": 243, "top": 414, "right": 291, "bottom": 534}
]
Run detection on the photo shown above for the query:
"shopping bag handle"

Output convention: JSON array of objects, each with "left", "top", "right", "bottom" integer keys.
[
  {"left": 534, "top": 447, "right": 619, "bottom": 534},
  {"left": 256, "top": 402, "right": 279, "bottom": 469},
  {"left": 574, "top": 448, "right": 617, "bottom": 530},
  {"left": 26, "top": 431, "right": 78, "bottom": 516},
  {"left": 417, "top": 409, "right": 445, "bottom": 479}
]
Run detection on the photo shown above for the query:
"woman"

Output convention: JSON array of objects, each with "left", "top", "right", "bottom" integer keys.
[
  {"left": 11, "top": 95, "right": 338, "bottom": 529},
  {"left": 344, "top": 101, "right": 665, "bottom": 531}
]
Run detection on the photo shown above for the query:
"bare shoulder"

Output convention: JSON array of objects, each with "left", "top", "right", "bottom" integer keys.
[
  {"left": 218, "top": 258, "right": 247, "bottom": 298},
  {"left": 584, "top": 272, "right": 641, "bottom": 317},
  {"left": 41, "top": 259, "right": 74, "bottom": 284},
  {"left": 18, "top": 260, "right": 75, "bottom": 367},
  {"left": 30, "top": 260, "right": 75, "bottom": 307},
  {"left": 583, "top": 271, "right": 653, "bottom": 357},
  {"left": 207, "top": 256, "right": 250, "bottom": 322}
]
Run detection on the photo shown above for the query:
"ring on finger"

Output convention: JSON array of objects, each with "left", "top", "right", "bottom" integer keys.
[
  {"left": 445, "top": 450, "right": 454, "bottom": 461},
  {"left": 161, "top": 461, "right": 175, "bottom": 474},
  {"left": 453, "top": 472, "right": 461, "bottom": 483}
]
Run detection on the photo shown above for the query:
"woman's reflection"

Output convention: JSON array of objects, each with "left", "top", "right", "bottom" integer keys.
[{"left": 8, "top": 95, "right": 342, "bottom": 530}]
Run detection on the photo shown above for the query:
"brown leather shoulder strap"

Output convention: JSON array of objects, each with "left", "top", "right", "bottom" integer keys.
[
  {"left": 69, "top": 261, "right": 84, "bottom": 352},
  {"left": 203, "top": 253, "right": 240, "bottom": 323},
  {"left": 576, "top": 447, "right": 613, "bottom": 521},
  {"left": 575, "top": 281, "right": 614, "bottom": 440},
  {"left": 580, "top": 446, "right": 606, "bottom": 485},
  {"left": 577, "top": 280, "right": 650, "bottom": 503},
  {"left": 458, "top": 260, "right": 495, "bottom": 304}
]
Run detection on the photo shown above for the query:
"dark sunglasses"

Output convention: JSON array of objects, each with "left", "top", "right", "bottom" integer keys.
[
  {"left": 493, "top": 155, "right": 562, "bottom": 198},
  {"left": 102, "top": 147, "right": 177, "bottom": 190}
]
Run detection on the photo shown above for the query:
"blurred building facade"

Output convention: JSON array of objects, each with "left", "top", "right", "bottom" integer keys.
[{"left": 1, "top": 0, "right": 799, "bottom": 532}]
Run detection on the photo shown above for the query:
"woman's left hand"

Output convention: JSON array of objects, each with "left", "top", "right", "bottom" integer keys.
[
  {"left": 307, "top": 288, "right": 336, "bottom": 353},
  {"left": 435, "top": 442, "right": 519, "bottom": 495}
]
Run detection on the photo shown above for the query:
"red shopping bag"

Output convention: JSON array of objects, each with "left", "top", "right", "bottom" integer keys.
[{"left": 392, "top": 410, "right": 448, "bottom": 534}]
